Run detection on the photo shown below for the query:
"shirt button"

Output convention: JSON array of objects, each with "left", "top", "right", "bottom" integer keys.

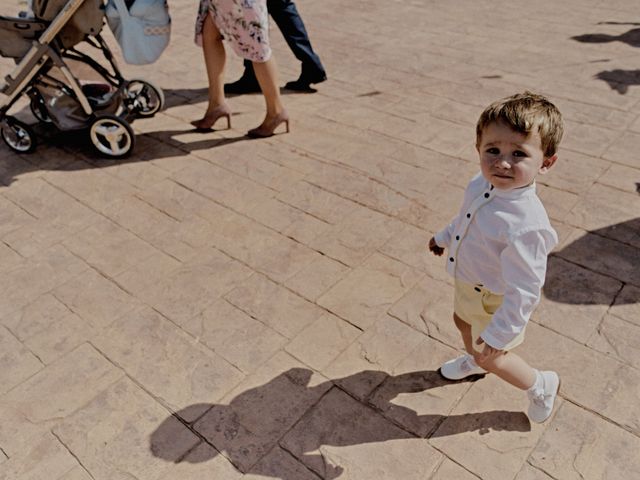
[
  {"left": 449, "top": 257, "right": 454, "bottom": 262},
  {"left": 455, "top": 235, "right": 460, "bottom": 240},
  {"left": 484, "top": 193, "right": 490, "bottom": 198},
  {"left": 466, "top": 213, "right": 471, "bottom": 218}
]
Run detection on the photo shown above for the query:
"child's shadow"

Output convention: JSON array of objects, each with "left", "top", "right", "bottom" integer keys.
[{"left": 150, "top": 368, "right": 530, "bottom": 479}]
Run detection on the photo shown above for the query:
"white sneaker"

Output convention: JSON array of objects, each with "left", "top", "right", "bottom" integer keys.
[
  {"left": 527, "top": 371, "right": 560, "bottom": 423},
  {"left": 440, "top": 354, "right": 487, "bottom": 380}
]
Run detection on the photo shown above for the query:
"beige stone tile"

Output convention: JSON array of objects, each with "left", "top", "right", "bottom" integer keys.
[
  {"left": 142, "top": 247, "right": 252, "bottom": 325},
  {"left": 58, "top": 466, "right": 94, "bottom": 480},
  {"left": 286, "top": 312, "right": 362, "bottom": 371},
  {"left": 113, "top": 251, "right": 182, "bottom": 297},
  {"left": 283, "top": 254, "right": 350, "bottom": 301},
  {"left": 536, "top": 184, "right": 580, "bottom": 223},
  {"left": 156, "top": 443, "right": 243, "bottom": 479},
  {"left": 597, "top": 163, "right": 640, "bottom": 195},
  {"left": 430, "top": 458, "right": 479, "bottom": 480},
  {"left": 0, "top": 242, "right": 21, "bottom": 273},
  {"left": 522, "top": 322, "right": 640, "bottom": 435},
  {"left": 587, "top": 314, "right": 640, "bottom": 369},
  {"left": 254, "top": 235, "right": 323, "bottom": 283},
  {"left": 0, "top": 194, "right": 36, "bottom": 238},
  {"left": 225, "top": 273, "right": 324, "bottom": 338},
  {"left": 529, "top": 402, "right": 640, "bottom": 479},
  {"left": 193, "top": 354, "right": 331, "bottom": 473},
  {"left": 537, "top": 256, "right": 621, "bottom": 343},
  {"left": 562, "top": 120, "right": 622, "bottom": 159},
  {"left": 430, "top": 374, "right": 546, "bottom": 479},
  {"left": 183, "top": 299, "right": 287, "bottom": 373},
  {"left": 0, "top": 432, "right": 77, "bottom": 480},
  {"left": 277, "top": 180, "right": 359, "bottom": 225},
  {"left": 55, "top": 377, "right": 201, "bottom": 480},
  {"left": 0, "top": 245, "right": 87, "bottom": 318},
  {"left": 567, "top": 183, "right": 640, "bottom": 248},
  {"left": 244, "top": 447, "right": 318, "bottom": 479},
  {"left": 555, "top": 228, "right": 640, "bottom": 287},
  {"left": 369, "top": 336, "right": 478, "bottom": 437},
  {"left": 0, "top": 325, "right": 42, "bottom": 395},
  {"left": 318, "top": 253, "right": 424, "bottom": 329},
  {"left": 324, "top": 315, "right": 425, "bottom": 400},
  {"left": 0, "top": 343, "right": 123, "bottom": 456},
  {"left": 281, "top": 387, "right": 442, "bottom": 479},
  {"left": 172, "top": 158, "right": 275, "bottom": 214},
  {"left": 52, "top": 268, "right": 139, "bottom": 329},
  {"left": 94, "top": 306, "right": 244, "bottom": 419},
  {"left": 95, "top": 159, "right": 171, "bottom": 190},
  {"left": 514, "top": 464, "right": 555, "bottom": 480},
  {"left": 542, "top": 150, "right": 609, "bottom": 195},
  {"left": 602, "top": 130, "right": 640, "bottom": 168},
  {"left": 388, "top": 275, "right": 460, "bottom": 348},
  {"left": 44, "top": 163, "right": 137, "bottom": 212},
  {"left": 63, "top": 219, "right": 158, "bottom": 277},
  {"left": 609, "top": 284, "right": 640, "bottom": 326}
]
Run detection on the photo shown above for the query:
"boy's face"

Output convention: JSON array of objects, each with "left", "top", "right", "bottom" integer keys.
[{"left": 477, "top": 121, "right": 557, "bottom": 190}]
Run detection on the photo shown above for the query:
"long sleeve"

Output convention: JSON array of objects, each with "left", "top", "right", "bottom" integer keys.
[
  {"left": 480, "top": 228, "right": 557, "bottom": 350},
  {"left": 434, "top": 217, "right": 457, "bottom": 248}
]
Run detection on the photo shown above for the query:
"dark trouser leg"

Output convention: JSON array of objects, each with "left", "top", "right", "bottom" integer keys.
[{"left": 267, "top": 0, "right": 325, "bottom": 81}]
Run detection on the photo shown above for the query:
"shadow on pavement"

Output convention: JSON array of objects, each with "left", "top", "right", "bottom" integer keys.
[
  {"left": 150, "top": 368, "right": 529, "bottom": 479},
  {"left": 544, "top": 219, "right": 640, "bottom": 304}
]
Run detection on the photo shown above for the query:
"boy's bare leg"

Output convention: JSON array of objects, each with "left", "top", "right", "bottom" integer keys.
[
  {"left": 474, "top": 348, "right": 537, "bottom": 390},
  {"left": 453, "top": 313, "right": 475, "bottom": 354}
]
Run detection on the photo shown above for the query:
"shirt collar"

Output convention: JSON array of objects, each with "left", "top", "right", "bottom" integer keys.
[{"left": 489, "top": 180, "right": 536, "bottom": 199}]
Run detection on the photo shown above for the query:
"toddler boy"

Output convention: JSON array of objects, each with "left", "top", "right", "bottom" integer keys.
[{"left": 428, "top": 92, "right": 563, "bottom": 423}]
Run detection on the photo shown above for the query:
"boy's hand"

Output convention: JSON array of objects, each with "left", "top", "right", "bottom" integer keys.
[
  {"left": 475, "top": 337, "right": 504, "bottom": 362},
  {"left": 428, "top": 237, "right": 444, "bottom": 256}
]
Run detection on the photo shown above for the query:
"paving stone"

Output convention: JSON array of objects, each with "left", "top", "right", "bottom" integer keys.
[
  {"left": 285, "top": 312, "right": 362, "bottom": 371},
  {"left": 523, "top": 322, "right": 640, "bottom": 435},
  {"left": 318, "top": 253, "right": 424, "bottom": 329},
  {"left": 142, "top": 247, "right": 252, "bottom": 325},
  {"left": 283, "top": 254, "right": 350, "bottom": 302},
  {"left": 430, "top": 374, "right": 547, "bottom": 480},
  {"left": 0, "top": 432, "right": 77, "bottom": 480},
  {"left": 0, "top": 245, "right": 88, "bottom": 318},
  {"left": 514, "top": 464, "right": 555, "bottom": 480},
  {"left": 281, "top": 387, "right": 442, "bottom": 479},
  {"left": 324, "top": 315, "right": 425, "bottom": 400},
  {"left": 537, "top": 256, "right": 621, "bottom": 343},
  {"left": 529, "top": 402, "right": 640, "bottom": 479},
  {"left": 94, "top": 306, "right": 244, "bottom": 419},
  {"left": 587, "top": 314, "right": 640, "bottom": 369},
  {"left": 609, "top": 284, "right": 640, "bottom": 326},
  {"left": 430, "top": 459, "right": 479, "bottom": 480},
  {"left": 0, "top": 344, "right": 123, "bottom": 456},
  {"left": 0, "top": 324, "right": 42, "bottom": 395},
  {"left": 388, "top": 275, "right": 460, "bottom": 348},
  {"left": 0, "top": 194, "right": 36, "bottom": 238},
  {"left": 566, "top": 183, "right": 640, "bottom": 248},
  {"left": 597, "top": 163, "right": 640, "bottom": 195},
  {"left": 193, "top": 353, "right": 331, "bottom": 473},
  {"left": 156, "top": 443, "right": 243, "bottom": 480},
  {"left": 245, "top": 447, "right": 319, "bottom": 480},
  {"left": 57, "top": 466, "right": 94, "bottom": 480},
  {"left": 183, "top": 298, "right": 287, "bottom": 373},
  {"left": 602, "top": 130, "right": 640, "bottom": 168},
  {"left": 277, "top": 180, "right": 359, "bottom": 225},
  {"left": 225, "top": 273, "right": 325, "bottom": 338},
  {"left": 113, "top": 251, "right": 182, "bottom": 297},
  {"left": 55, "top": 377, "right": 200, "bottom": 480}
]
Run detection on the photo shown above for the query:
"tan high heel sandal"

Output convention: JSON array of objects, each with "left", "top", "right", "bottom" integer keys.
[
  {"left": 247, "top": 110, "right": 290, "bottom": 138},
  {"left": 191, "top": 105, "right": 232, "bottom": 130}
]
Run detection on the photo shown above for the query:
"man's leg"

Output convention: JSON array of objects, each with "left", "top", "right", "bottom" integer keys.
[{"left": 268, "top": 0, "right": 326, "bottom": 88}]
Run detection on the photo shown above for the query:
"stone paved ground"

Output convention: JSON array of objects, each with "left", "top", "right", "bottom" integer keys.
[{"left": 1, "top": 0, "right": 639, "bottom": 478}]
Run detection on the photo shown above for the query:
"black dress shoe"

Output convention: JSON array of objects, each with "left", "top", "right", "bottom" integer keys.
[
  {"left": 284, "top": 72, "right": 327, "bottom": 92},
  {"left": 224, "top": 75, "right": 261, "bottom": 94}
]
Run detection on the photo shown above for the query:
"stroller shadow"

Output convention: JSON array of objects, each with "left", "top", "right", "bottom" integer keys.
[
  {"left": 572, "top": 28, "right": 640, "bottom": 48},
  {"left": 544, "top": 219, "right": 640, "bottom": 305},
  {"left": 594, "top": 69, "right": 640, "bottom": 94},
  {"left": 150, "top": 368, "right": 530, "bottom": 478}
]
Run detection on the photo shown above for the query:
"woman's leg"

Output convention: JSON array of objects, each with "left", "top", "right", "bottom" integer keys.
[
  {"left": 193, "top": 14, "right": 231, "bottom": 128},
  {"left": 253, "top": 58, "right": 286, "bottom": 119}
]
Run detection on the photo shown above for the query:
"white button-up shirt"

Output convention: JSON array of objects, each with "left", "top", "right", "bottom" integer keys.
[{"left": 434, "top": 173, "right": 558, "bottom": 350}]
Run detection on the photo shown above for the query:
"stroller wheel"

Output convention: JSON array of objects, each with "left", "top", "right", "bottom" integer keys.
[
  {"left": 89, "top": 114, "right": 135, "bottom": 158},
  {"left": 30, "top": 96, "right": 52, "bottom": 124},
  {"left": 1, "top": 118, "right": 36, "bottom": 154},
  {"left": 125, "top": 79, "right": 165, "bottom": 118}
]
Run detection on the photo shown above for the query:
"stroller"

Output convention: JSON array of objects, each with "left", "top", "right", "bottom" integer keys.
[{"left": 0, "top": 0, "right": 165, "bottom": 158}]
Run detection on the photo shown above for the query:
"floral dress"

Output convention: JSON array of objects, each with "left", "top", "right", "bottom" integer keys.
[{"left": 195, "top": 0, "right": 271, "bottom": 62}]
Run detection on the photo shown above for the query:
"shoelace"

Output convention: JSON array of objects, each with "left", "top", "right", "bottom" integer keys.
[{"left": 530, "top": 390, "right": 548, "bottom": 407}]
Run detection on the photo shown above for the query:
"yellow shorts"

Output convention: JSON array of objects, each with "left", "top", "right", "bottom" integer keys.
[{"left": 454, "top": 280, "right": 525, "bottom": 353}]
